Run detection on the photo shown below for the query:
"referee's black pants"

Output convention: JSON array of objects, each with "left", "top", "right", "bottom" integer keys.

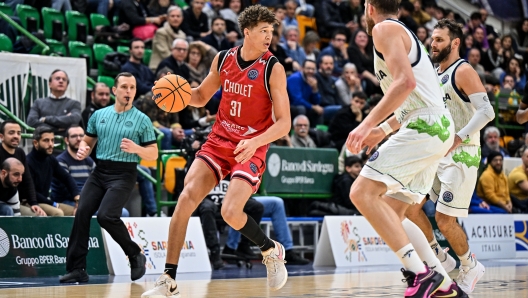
[{"left": 66, "top": 161, "right": 141, "bottom": 272}]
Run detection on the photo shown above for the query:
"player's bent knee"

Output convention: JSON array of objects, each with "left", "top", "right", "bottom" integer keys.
[{"left": 435, "top": 211, "right": 456, "bottom": 228}]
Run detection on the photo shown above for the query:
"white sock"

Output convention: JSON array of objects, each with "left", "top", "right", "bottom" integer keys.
[
  {"left": 458, "top": 249, "right": 476, "bottom": 268},
  {"left": 402, "top": 218, "right": 452, "bottom": 290},
  {"left": 395, "top": 243, "right": 427, "bottom": 274},
  {"left": 429, "top": 238, "right": 447, "bottom": 262}
]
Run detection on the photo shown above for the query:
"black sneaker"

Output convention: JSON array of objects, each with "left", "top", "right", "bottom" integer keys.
[
  {"left": 222, "top": 245, "right": 237, "bottom": 256},
  {"left": 130, "top": 253, "right": 146, "bottom": 281},
  {"left": 236, "top": 242, "right": 258, "bottom": 259},
  {"left": 402, "top": 267, "right": 445, "bottom": 298},
  {"left": 284, "top": 250, "right": 310, "bottom": 265},
  {"left": 59, "top": 269, "right": 89, "bottom": 283},
  {"left": 210, "top": 250, "right": 225, "bottom": 270}
]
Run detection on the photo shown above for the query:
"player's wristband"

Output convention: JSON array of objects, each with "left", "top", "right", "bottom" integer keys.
[{"left": 379, "top": 121, "right": 393, "bottom": 136}]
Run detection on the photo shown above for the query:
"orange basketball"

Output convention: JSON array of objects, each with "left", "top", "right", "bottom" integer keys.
[{"left": 152, "top": 74, "right": 192, "bottom": 113}]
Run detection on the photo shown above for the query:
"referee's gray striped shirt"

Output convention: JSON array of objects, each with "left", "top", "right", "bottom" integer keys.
[{"left": 86, "top": 106, "right": 156, "bottom": 163}]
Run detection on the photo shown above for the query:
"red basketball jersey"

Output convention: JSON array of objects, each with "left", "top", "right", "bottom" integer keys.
[{"left": 211, "top": 46, "right": 276, "bottom": 144}]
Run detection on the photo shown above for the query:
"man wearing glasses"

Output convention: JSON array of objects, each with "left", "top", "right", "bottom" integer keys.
[
  {"left": 155, "top": 38, "right": 191, "bottom": 81},
  {"left": 318, "top": 30, "right": 350, "bottom": 77},
  {"left": 291, "top": 115, "right": 316, "bottom": 148},
  {"left": 27, "top": 69, "right": 82, "bottom": 136}
]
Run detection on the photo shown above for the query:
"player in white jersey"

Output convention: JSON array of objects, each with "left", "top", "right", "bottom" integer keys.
[
  {"left": 346, "top": 1, "right": 458, "bottom": 297},
  {"left": 404, "top": 19, "right": 494, "bottom": 295}
]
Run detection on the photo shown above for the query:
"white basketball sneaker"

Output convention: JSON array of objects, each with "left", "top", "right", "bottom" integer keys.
[
  {"left": 262, "top": 240, "right": 288, "bottom": 291},
  {"left": 440, "top": 248, "right": 456, "bottom": 273},
  {"left": 455, "top": 257, "right": 485, "bottom": 294},
  {"left": 141, "top": 274, "right": 181, "bottom": 298}
]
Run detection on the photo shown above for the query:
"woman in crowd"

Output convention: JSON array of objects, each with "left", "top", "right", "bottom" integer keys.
[
  {"left": 149, "top": 5, "right": 186, "bottom": 71},
  {"left": 335, "top": 63, "right": 363, "bottom": 105},
  {"left": 186, "top": 41, "right": 218, "bottom": 87},
  {"left": 301, "top": 31, "right": 320, "bottom": 62},
  {"left": 347, "top": 29, "right": 378, "bottom": 96},
  {"left": 500, "top": 56, "right": 526, "bottom": 93}
]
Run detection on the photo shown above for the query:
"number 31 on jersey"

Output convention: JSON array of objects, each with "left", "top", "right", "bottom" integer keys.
[{"left": 230, "top": 100, "right": 241, "bottom": 117}]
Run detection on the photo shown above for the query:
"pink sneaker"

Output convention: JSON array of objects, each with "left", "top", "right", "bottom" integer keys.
[{"left": 402, "top": 267, "right": 445, "bottom": 298}]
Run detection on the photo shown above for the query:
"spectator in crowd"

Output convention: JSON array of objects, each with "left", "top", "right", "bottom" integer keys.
[
  {"left": 481, "top": 126, "right": 510, "bottom": 163},
  {"left": 186, "top": 41, "right": 218, "bottom": 87},
  {"left": 472, "top": 26, "right": 488, "bottom": 52},
  {"left": 301, "top": 31, "right": 320, "bottom": 62},
  {"left": 416, "top": 26, "right": 432, "bottom": 54},
  {"left": 281, "top": 26, "right": 305, "bottom": 70},
  {"left": 27, "top": 70, "right": 81, "bottom": 135},
  {"left": 500, "top": 56, "right": 526, "bottom": 94},
  {"left": 0, "top": 120, "right": 45, "bottom": 216},
  {"left": 318, "top": 30, "right": 349, "bottom": 77},
  {"left": 149, "top": 5, "right": 187, "bottom": 72},
  {"left": 469, "top": 191, "right": 507, "bottom": 214},
  {"left": 82, "top": 83, "right": 111, "bottom": 129},
  {"left": 225, "top": 195, "right": 310, "bottom": 265},
  {"left": 481, "top": 37, "right": 504, "bottom": 76},
  {"left": 512, "top": 19, "right": 528, "bottom": 59},
  {"left": 147, "top": 0, "right": 172, "bottom": 16},
  {"left": 467, "top": 48, "right": 486, "bottom": 79},
  {"left": 287, "top": 59, "right": 324, "bottom": 126},
  {"left": 422, "top": 3, "right": 438, "bottom": 33},
  {"left": 0, "top": 158, "right": 24, "bottom": 216},
  {"left": 220, "top": 0, "right": 244, "bottom": 42},
  {"left": 273, "top": 5, "right": 287, "bottom": 43},
  {"left": 283, "top": 0, "right": 298, "bottom": 28},
  {"left": 502, "top": 74, "right": 516, "bottom": 90},
  {"left": 517, "top": 80, "right": 528, "bottom": 124},
  {"left": 202, "top": 0, "right": 224, "bottom": 27},
  {"left": 501, "top": 35, "right": 516, "bottom": 68},
  {"left": 52, "top": 0, "right": 72, "bottom": 12},
  {"left": 119, "top": 0, "right": 165, "bottom": 40},
  {"left": 335, "top": 63, "right": 363, "bottom": 105},
  {"left": 291, "top": 115, "right": 316, "bottom": 148},
  {"left": 87, "top": 0, "right": 111, "bottom": 17},
  {"left": 26, "top": 127, "right": 77, "bottom": 216},
  {"left": 195, "top": 179, "right": 264, "bottom": 269},
  {"left": 328, "top": 91, "right": 367, "bottom": 151},
  {"left": 347, "top": 29, "right": 379, "bottom": 96},
  {"left": 508, "top": 147, "right": 528, "bottom": 203},
  {"left": 347, "top": 0, "right": 363, "bottom": 29},
  {"left": 411, "top": 0, "right": 431, "bottom": 26},
  {"left": 330, "top": 155, "right": 362, "bottom": 215},
  {"left": 398, "top": 0, "right": 418, "bottom": 33},
  {"left": 270, "top": 30, "right": 294, "bottom": 73},
  {"left": 459, "top": 34, "right": 474, "bottom": 60},
  {"left": 179, "top": 105, "right": 216, "bottom": 131},
  {"left": 479, "top": 8, "right": 498, "bottom": 41},
  {"left": 155, "top": 38, "right": 191, "bottom": 80},
  {"left": 316, "top": 55, "right": 342, "bottom": 123},
  {"left": 477, "top": 151, "right": 513, "bottom": 213},
  {"left": 182, "top": 0, "right": 210, "bottom": 41},
  {"left": 316, "top": 0, "right": 355, "bottom": 39},
  {"left": 121, "top": 39, "right": 155, "bottom": 98},
  {"left": 515, "top": 133, "right": 528, "bottom": 157},
  {"left": 463, "top": 12, "right": 489, "bottom": 50},
  {"left": 201, "top": 17, "right": 233, "bottom": 51}
]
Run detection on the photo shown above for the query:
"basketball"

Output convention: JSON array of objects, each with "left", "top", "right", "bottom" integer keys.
[{"left": 152, "top": 74, "right": 192, "bottom": 113}]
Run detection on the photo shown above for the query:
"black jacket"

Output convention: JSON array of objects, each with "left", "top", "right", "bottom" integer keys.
[
  {"left": 155, "top": 55, "right": 191, "bottom": 81},
  {"left": 201, "top": 33, "right": 233, "bottom": 51}
]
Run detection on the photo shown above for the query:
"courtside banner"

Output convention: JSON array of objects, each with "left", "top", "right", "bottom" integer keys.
[
  {"left": 458, "top": 214, "right": 515, "bottom": 259},
  {"left": 0, "top": 217, "right": 108, "bottom": 277},
  {"left": 313, "top": 216, "right": 399, "bottom": 267},
  {"left": 514, "top": 215, "right": 528, "bottom": 258},
  {"left": 103, "top": 217, "right": 211, "bottom": 275}
]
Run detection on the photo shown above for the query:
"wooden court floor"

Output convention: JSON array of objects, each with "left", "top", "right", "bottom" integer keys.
[{"left": 0, "top": 260, "right": 527, "bottom": 297}]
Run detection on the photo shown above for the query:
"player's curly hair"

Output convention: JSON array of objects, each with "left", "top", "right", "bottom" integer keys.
[
  {"left": 238, "top": 4, "right": 278, "bottom": 32},
  {"left": 434, "top": 19, "right": 464, "bottom": 42}
]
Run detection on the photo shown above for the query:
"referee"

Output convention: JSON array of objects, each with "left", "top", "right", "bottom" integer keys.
[{"left": 60, "top": 72, "right": 158, "bottom": 283}]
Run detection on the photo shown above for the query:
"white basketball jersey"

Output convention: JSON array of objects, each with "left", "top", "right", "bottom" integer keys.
[
  {"left": 438, "top": 59, "right": 479, "bottom": 146},
  {"left": 373, "top": 19, "right": 445, "bottom": 123}
]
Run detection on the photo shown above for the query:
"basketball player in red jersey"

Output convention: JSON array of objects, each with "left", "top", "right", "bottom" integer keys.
[{"left": 142, "top": 5, "right": 291, "bottom": 298}]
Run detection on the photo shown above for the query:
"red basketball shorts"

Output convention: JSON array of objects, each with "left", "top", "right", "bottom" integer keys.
[{"left": 195, "top": 134, "right": 269, "bottom": 193}]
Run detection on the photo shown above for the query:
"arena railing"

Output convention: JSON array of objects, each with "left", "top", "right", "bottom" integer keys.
[
  {"left": 493, "top": 92, "right": 524, "bottom": 131},
  {"left": 0, "top": 11, "right": 51, "bottom": 56}
]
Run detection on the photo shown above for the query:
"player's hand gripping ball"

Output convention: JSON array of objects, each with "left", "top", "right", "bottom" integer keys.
[{"left": 152, "top": 74, "right": 192, "bottom": 113}]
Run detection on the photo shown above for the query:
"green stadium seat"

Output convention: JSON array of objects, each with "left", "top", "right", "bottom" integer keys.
[
  {"left": 316, "top": 124, "right": 328, "bottom": 132},
  {"left": 41, "top": 7, "right": 65, "bottom": 40},
  {"left": 97, "top": 75, "right": 114, "bottom": 89},
  {"left": 143, "top": 49, "right": 152, "bottom": 65},
  {"left": 16, "top": 4, "right": 40, "bottom": 32},
  {"left": 46, "top": 39, "right": 67, "bottom": 56},
  {"left": 90, "top": 13, "right": 110, "bottom": 30},
  {"left": 65, "top": 10, "right": 89, "bottom": 42},
  {"left": 68, "top": 41, "right": 93, "bottom": 69},
  {"left": 117, "top": 45, "right": 129, "bottom": 54},
  {"left": 0, "top": 34, "right": 13, "bottom": 52},
  {"left": 0, "top": 2, "right": 13, "bottom": 16},
  {"left": 93, "top": 43, "right": 114, "bottom": 75}
]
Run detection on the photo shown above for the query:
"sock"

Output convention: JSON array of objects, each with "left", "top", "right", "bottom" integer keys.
[
  {"left": 396, "top": 243, "right": 427, "bottom": 274},
  {"left": 237, "top": 215, "right": 275, "bottom": 252},
  {"left": 458, "top": 249, "right": 476, "bottom": 268},
  {"left": 429, "top": 238, "right": 447, "bottom": 262},
  {"left": 164, "top": 263, "right": 178, "bottom": 279},
  {"left": 402, "top": 218, "right": 452, "bottom": 290}
]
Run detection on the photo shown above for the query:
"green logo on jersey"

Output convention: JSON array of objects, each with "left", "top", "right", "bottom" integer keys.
[
  {"left": 463, "top": 138, "right": 471, "bottom": 144},
  {"left": 407, "top": 115, "right": 451, "bottom": 142},
  {"left": 452, "top": 148, "right": 481, "bottom": 168}
]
